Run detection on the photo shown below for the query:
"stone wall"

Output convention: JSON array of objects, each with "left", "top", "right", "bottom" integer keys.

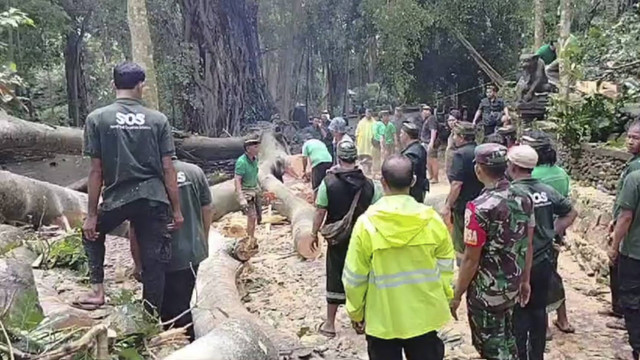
[
  {"left": 565, "top": 186, "right": 614, "bottom": 282},
  {"left": 560, "top": 144, "right": 630, "bottom": 194}
]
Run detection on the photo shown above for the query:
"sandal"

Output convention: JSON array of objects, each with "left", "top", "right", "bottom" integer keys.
[
  {"left": 70, "top": 300, "right": 104, "bottom": 311},
  {"left": 553, "top": 320, "right": 575, "bottom": 334},
  {"left": 316, "top": 321, "right": 336, "bottom": 338}
]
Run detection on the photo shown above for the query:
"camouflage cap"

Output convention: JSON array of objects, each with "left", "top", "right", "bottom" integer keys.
[
  {"left": 453, "top": 122, "right": 476, "bottom": 137},
  {"left": 507, "top": 145, "right": 539, "bottom": 169},
  {"left": 497, "top": 125, "right": 517, "bottom": 136},
  {"left": 520, "top": 130, "right": 552, "bottom": 149},
  {"left": 244, "top": 135, "right": 261, "bottom": 146},
  {"left": 474, "top": 143, "right": 508, "bottom": 166},
  {"left": 401, "top": 122, "right": 420, "bottom": 138},
  {"left": 336, "top": 139, "right": 358, "bottom": 161}
]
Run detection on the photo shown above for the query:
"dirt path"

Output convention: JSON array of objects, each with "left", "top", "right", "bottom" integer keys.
[{"left": 214, "top": 176, "right": 630, "bottom": 360}]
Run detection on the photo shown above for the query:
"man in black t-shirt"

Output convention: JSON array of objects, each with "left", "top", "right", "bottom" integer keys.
[
  {"left": 445, "top": 122, "right": 484, "bottom": 258},
  {"left": 508, "top": 145, "right": 577, "bottom": 360},
  {"left": 78, "top": 62, "right": 183, "bottom": 314},
  {"left": 473, "top": 85, "right": 511, "bottom": 136}
]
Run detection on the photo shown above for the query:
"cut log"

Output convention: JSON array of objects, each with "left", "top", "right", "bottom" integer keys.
[
  {"left": 0, "top": 113, "right": 245, "bottom": 162},
  {"left": 0, "top": 170, "right": 86, "bottom": 230},
  {"left": 172, "top": 232, "right": 302, "bottom": 359},
  {"left": 209, "top": 180, "right": 241, "bottom": 222},
  {"left": 258, "top": 131, "right": 319, "bottom": 259},
  {"left": 66, "top": 176, "right": 88, "bottom": 193},
  {"left": 0, "top": 225, "right": 44, "bottom": 331}
]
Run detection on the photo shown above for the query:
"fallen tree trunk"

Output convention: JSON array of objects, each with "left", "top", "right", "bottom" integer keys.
[
  {"left": 258, "top": 131, "right": 319, "bottom": 259},
  {"left": 0, "top": 170, "right": 86, "bottom": 230},
  {"left": 210, "top": 180, "right": 241, "bottom": 222},
  {"left": 169, "top": 232, "right": 305, "bottom": 360},
  {"left": 0, "top": 113, "right": 245, "bottom": 162}
]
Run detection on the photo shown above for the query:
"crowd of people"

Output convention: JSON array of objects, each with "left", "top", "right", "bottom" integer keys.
[{"left": 75, "top": 61, "right": 640, "bottom": 360}]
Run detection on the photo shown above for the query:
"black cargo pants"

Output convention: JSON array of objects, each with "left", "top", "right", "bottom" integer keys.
[
  {"left": 619, "top": 254, "right": 640, "bottom": 360},
  {"left": 83, "top": 199, "right": 172, "bottom": 315}
]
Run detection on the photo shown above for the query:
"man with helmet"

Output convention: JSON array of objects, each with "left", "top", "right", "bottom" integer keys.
[
  {"left": 311, "top": 139, "right": 382, "bottom": 338},
  {"left": 328, "top": 117, "right": 353, "bottom": 164}
]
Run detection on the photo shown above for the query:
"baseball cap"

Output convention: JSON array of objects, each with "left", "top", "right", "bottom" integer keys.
[
  {"left": 336, "top": 139, "right": 358, "bottom": 161},
  {"left": 507, "top": 145, "right": 539, "bottom": 169},
  {"left": 474, "top": 143, "right": 508, "bottom": 166},
  {"left": 521, "top": 130, "right": 552, "bottom": 149},
  {"left": 453, "top": 122, "right": 476, "bottom": 136}
]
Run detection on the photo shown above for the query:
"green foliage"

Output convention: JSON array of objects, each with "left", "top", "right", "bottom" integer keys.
[
  {"left": 3, "top": 289, "right": 44, "bottom": 332},
  {"left": 45, "top": 229, "right": 89, "bottom": 277},
  {"left": 352, "top": 83, "right": 397, "bottom": 109}
]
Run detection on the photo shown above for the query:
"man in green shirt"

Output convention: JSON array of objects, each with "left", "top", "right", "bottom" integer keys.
[
  {"left": 522, "top": 130, "right": 573, "bottom": 335},
  {"left": 130, "top": 158, "right": 213, "bottom": 341},
  {"left": 235, "top": 136, "right": 261, "bottom": 258},
  {"left": 603, "top": 121, "right": 640, "bottom": 327},
  {"left": 78, "top": 62, "right": 183, "bottom": 313},
  {"left": 535, "top": 42, "right": 557, "bottom": 65},
  {"left": 375, "top": 110, "right": 396, "bottom": 161},
  {"left": 609, "top": 168, "right": 640, "bottom": 360},
  {"left": 302, "top": 137, "right": 334, "bottom": 194}
]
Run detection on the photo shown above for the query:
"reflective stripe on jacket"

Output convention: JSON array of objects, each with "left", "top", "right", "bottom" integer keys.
[{"left": 343, "top": 195, "right": 455, "bottom": 340}]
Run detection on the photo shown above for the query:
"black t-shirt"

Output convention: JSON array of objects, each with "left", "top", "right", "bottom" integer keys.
[
  {"left": 479, "top": 97, "right": 506, "bottom": 126},
  {"left": 420, "top": 115, "right": 438, "bottom": 143},
  {"left": 512, "top": 178, "right": 573, "bottom": 264},
  {"left": 83, "top": 98, "right": 175, "bottom": 211},
  {"left": 447, "top": 142, "right": 484, "bottom": 212}
]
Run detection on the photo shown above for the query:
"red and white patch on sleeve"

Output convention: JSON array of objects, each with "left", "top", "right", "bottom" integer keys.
[{"left": 464, "top": 202, "right": 487, "bottom": 247}]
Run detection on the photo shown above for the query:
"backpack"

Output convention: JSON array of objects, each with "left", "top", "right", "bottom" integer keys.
[{"left": 320, "top": 189, "right": 362, "bottom": 246}]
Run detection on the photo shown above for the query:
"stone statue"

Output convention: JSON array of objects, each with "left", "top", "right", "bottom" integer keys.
[{"left": 516, "top": 54, "right": 555, "bottom": 102}]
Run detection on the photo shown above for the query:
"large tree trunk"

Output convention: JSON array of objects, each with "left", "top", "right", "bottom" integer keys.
[
  {"left": 258, "top": 131, "right": 319, "bottom": 259},
  {"left": 179, "top": 0, "right": 275, "bottom": 137},
  {"left": 64, "top": 24, "right": 90, "bottom": 127},
  {"left": 128, "top": 0, "right": 160, "bottom": 109},
  {"left": 0, "top": 113, "right": 245, "bottom": 162},
  {"left": 534, "top": 0, "right": 545, "bottom": 49}
]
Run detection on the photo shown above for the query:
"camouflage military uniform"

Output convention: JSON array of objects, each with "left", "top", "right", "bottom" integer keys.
[{"left": 464, "top": 148, "right": 535, "bottom": 360}]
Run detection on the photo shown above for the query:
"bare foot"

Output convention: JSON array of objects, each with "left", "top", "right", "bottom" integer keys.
[{"left": 71, "top": 292, "right": 105, "bottom": 310}]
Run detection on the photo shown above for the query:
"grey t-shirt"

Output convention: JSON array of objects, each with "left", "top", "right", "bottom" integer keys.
[
  {"left": 83, "top": 98, "right": 175, "bottom": 211},
  {"left": 169, "top": 161, "right": 212, "bottom": 271}
]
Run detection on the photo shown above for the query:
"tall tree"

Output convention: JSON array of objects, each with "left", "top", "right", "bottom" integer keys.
[
  {"left": 127, "top": 0, "right": 159, "bottom": 109},
  {"left": 534, "top": 0, "right": 545, "bottom": 49},
  {"left": 558, "top": 0, "right": 572, "bottom": 99},
  {"left": 178, "top": 0, "right": 274, "bottom": 136}
]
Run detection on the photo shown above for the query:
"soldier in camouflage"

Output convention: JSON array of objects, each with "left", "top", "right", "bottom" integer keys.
[{"left": 450, "top": 143, "right": 535, "bottom": 360}]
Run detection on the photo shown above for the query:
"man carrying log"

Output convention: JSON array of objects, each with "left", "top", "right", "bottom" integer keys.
[
  {"left": 343, "top": 155, "right": 454, "bottom": 360},
  {"left": 302, "top": 135, "right": 333, "bottom": 195},
  {"left": 235, "top": 136, "right": 262, "bottom": 258},
  {"left": 508, "top": 145, "right": 577, "bottom": 360},
  {"left": 450, "top": 144, "right": 535, "bottom": 360},
  {"left": 311, "top": 140, "right": 382, "bottom": 338},
  {"left": 399, "top": 122, "right": 428, "bottom": 203},
  {"left": 79, "top": 62, "right": 183, "bottom": 313},
  {"left": 130, "top": 157, "right": 213, "bottom": 341}
]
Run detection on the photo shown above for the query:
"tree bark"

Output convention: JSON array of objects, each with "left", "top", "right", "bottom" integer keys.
[
  {"left": 0, "top": 113, "right": 245, "bottom": 162},
  {"left": 558, "top": 0, "right": 573, "bottom": 100},
  {"left": 258, "top": 131, "right": 319, "bottom": 259},
  {"left": 179, "top": 0, "right": 275, "bottom": 136},
  {"left": 128, "top": 0, "right": 160, "bottom": 109},
  {"left": 534, "top": 0, "right": 545, "bottom": 49}
]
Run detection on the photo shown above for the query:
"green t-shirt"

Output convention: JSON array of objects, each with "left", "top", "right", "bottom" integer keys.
[
  {"left": 169, "top": 161, "right": 212, "bottom": 271},
  {"left": 535, "top": 44, "right": 557, "bottom": 65},
  {"left": 512, "top": 178, "right": 573, "bottom": 264},
  {"left": 316, "top": 180, "right": 383, "bottom": 207},
  {"left": 614, "top": 155, "right": 640, "bottom": 219},
  {"left": 83, "top": 98, "right": 175, "bottom": 211},
  {"left": 374, "top": 121, "right": 396, "bottom": 145},
  {"left": 235, "top": 153, "right": 259, "bottom": 190},
  {"left": 532, "top": 165, "right": 570, "bottom": 197},
  {"left": 617, "top": 171, "right": 640, "bottom": 260},
  {"left": 302, "top": 139, "right": 333, "bottom": 168}
]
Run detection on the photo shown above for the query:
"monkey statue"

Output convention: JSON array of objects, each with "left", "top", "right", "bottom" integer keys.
[{"left": 516, "top": 54, "right": 556, "bottom": 102}]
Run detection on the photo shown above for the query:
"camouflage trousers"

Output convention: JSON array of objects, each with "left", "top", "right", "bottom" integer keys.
[{"left": 468, "top": 305, "right": 518, "bottom": 360}]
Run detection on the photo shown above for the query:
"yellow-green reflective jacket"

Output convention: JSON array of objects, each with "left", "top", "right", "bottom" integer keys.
[{"left": 343, "top": 195, "right": 455, "bottom": 340}]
